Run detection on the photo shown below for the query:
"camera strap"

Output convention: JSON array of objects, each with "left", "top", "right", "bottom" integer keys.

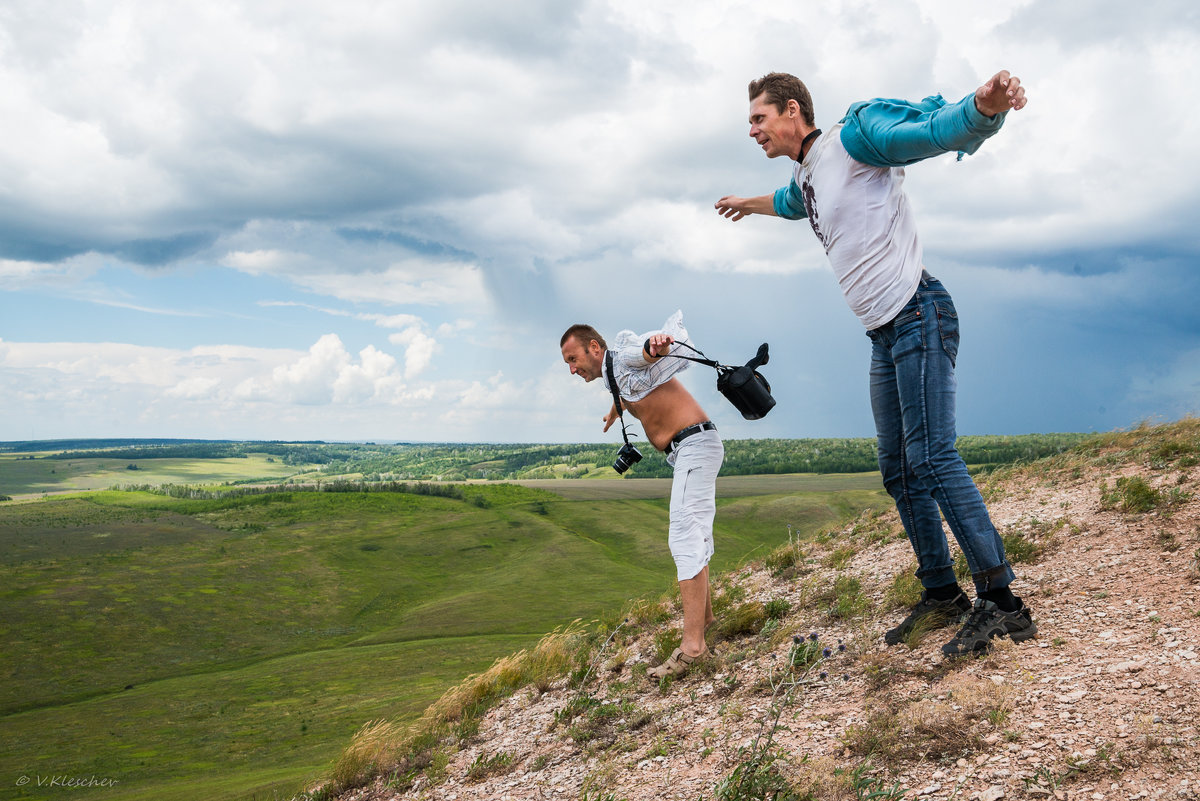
[
  {"left": 647, "top": 339, "right": 777, "bottom": 420},
  {"left": 604, "top": 350, "right": 636, "bottom": 447},
  {"left": 646, "top": 339, "right": 722, "bottom": 370}
]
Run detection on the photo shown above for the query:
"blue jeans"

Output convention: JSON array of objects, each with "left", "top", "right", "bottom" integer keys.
[{"left": 866, "top": 273, "right": 1014, "bottom": 595}]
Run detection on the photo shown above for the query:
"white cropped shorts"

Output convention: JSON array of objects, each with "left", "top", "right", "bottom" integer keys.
[{"left": 665, "top": 429, "right": 724, "bottom": 581}]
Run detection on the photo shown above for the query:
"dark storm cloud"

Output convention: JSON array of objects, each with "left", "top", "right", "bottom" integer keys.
[{"left": 1000, "top": 0, "right": 1199, "bottom": 44}]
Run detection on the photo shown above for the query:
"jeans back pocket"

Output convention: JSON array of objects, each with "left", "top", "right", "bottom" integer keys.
[{"left": 934, "top": 301, "right": 959, "bottom": 367}]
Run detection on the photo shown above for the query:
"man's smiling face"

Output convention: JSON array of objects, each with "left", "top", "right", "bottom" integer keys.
[
  {"left": 561, "top": 336, "right": 604, "bottom": 382},
  {"left": 749, "top": 93, "right": 802, "bottom": 160}
]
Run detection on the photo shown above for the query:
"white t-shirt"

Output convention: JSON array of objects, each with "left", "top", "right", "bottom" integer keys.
[{"left": 794, "top": 122, "right": 924, "bottom": 330}]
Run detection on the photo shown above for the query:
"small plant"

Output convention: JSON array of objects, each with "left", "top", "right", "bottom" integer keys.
[
  {"left": 711, "top": 601, "right": 768, "bottom": 642},
  {"left": 646, "top": 733, "right": 678, "bottom": 758},
  {"left": 883, "top": 566, "right": 921, "bottom": 610},
  {"left": 1156, "top": 529, "right": 1181, "bottom": 552},
  {"left": 831, "top": 575, "right": 869, "bottom": 619},
  {"left": 953, "top": 551, "right": 971, "bottom": 583},
  {"left": 652, "top": 628, "right": 682, "bottom": 663},
  {"left": 826, "top": 544, "right": 859, "bottom": 569},
  {"left": 1024, "top": 766, "right": 1060, "bottom": 792},
  {"left": 788, "top": 635, "right": 823, "bottom": 670},
  {"left": 849, "top": 511, "right": 896, "bottom": 546},
  {"left": 1100, "top": 476, "right": 1162, "bottom": 513},
  {"left": 711, "top": 747, "right": 803, "bottom": 801},
  {"left": 465, "top": 750, "right": 512, "bottom": 781},
  {"left": 849, "top": 760, "right": 908, "bottom": 800},
  {"left": 1001, "top": 529, "right": 1043, "bottom": 564},
  {"left": 712, "top": 582, "right": 748, "bottom": 617},
  {"left": 764, "top": 598, "right": 791, "bottom": 620},
  {"left": 580, "top": 790, "right": 627, "bottom": 801},
  {"left": 765, "top": 526, "right": 806, "bottom": 576},
  {"left": 719, "top": 700, "right": 746, "bottom": 719},
  {"left": 712, "top": 631, "right": 839, "bottom": 800}
]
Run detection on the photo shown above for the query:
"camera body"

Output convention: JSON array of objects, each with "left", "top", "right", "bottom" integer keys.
[{"left": 612, "top": 442, "right": 643, "bottom": 474}]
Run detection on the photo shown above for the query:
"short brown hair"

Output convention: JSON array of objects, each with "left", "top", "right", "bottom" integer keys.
[
  {"left": 560, "top": 324, "right": 606, "bottom": 350},
  {"left": 749, "top": 72, "right": 815, "bottom": 126}
]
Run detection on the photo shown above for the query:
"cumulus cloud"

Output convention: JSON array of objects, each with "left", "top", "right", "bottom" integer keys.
[
  {"left": 232, "top": 334, "right": 414, "bottom": 405},
  {"left": 0, "top": 334, "right": 415, "bottom": 413}
]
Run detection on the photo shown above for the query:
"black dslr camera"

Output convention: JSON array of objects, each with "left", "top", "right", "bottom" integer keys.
[{"left": 612, "top": 442, "right": 643, "bottom": 474}]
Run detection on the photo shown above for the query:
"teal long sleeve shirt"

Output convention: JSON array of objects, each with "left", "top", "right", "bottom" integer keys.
[{"left": 772, "top": 91, "right": 1007, "bottom": 220}]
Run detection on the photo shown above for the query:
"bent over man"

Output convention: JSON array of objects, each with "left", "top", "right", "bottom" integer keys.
[
  {"left": 561, "top": 311, "right": 723, "bottom": 678},
  {"left": 715, "top": 71, "right": 1036, "bottom": 656}
]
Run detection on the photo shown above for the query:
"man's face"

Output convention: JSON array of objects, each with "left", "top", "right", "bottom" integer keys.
[
  {"left": 749, "top": 93, "right": 800, "bottom": 160},
  {"left": 561, "top": 336, "right": 604, "bottom": 382}
]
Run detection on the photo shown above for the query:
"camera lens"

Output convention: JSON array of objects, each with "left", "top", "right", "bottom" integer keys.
[{"left": 612, "top": 443, "right": 642, "bottom": 474}]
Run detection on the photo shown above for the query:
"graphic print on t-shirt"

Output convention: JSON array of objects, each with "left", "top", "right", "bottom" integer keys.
[{"left": 801, "top": 177, "right": 829, "bottom": 250}]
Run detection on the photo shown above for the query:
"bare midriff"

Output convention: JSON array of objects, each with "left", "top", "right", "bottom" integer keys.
[{"left": 622, "top": 378, "right": 710, "bottom": 452}]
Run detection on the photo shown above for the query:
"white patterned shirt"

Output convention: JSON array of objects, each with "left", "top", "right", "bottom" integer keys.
[{"left": 603, "top": 310, "right": 693, "bottom": 402}]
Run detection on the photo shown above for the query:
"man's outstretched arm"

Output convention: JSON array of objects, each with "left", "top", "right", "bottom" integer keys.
[
  {"left": 842, "top": 69, "right": 1029, "bottom": 168},
  {"left": 714, "top": 194, "right": 778, "bottom": 222}
]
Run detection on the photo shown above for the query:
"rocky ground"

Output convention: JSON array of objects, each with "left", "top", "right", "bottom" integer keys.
[{"left": 334, "top": 428, "right": 1200, "bottom": 801}]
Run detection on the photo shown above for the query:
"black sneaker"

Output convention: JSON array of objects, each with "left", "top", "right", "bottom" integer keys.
[
  {"left": 941, "top": 598, "right": 1037, "bottom": 657},
  {"left": 884, "top": 590, "right": 972, "bottom": 646}
]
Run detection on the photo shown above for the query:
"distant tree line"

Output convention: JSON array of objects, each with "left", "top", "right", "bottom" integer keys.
[
  {"left": 0, "top": 438, "right": 222, "bottom": 454},
  {"left": 34, "top": 441, "right": 355, "bottom": 465},
  {"left": 20, "top": 433, "right": 1095, "bottom": 482},
  {"left": 314, "top": 432, "right": 1094, "bottom": 480}
]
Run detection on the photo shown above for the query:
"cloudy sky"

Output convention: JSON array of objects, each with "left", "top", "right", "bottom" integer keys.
[{"left": 2, "top": 0, "right": 1197, "bottom": 444}]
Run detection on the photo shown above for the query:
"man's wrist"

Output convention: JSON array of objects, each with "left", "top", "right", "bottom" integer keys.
[{"left": 973, "top": 90, "right": 1005, "bottom": 119}]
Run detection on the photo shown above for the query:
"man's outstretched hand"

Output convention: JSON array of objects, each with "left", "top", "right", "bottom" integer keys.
[
  {"left": 975, "top": 70, "right": 1027, "bottom": 116},
  {"left": 715, "top": 196, "right": 752, "bottom": 221}
]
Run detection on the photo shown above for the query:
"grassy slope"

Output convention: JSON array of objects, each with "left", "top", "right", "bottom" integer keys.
[{"left": 0, "top": 480, "right": 890, "bottom": 801}]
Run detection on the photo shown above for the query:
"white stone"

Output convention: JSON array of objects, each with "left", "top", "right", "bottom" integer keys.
[{"left": 979, "top": 786, "right": 1006, "bottom": 801}]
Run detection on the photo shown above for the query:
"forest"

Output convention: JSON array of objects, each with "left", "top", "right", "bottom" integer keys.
[{"left": 2, "top": 433, "right": 1094, "bottom": 483}]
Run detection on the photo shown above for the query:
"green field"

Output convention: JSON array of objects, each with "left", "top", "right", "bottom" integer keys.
[
  {"left": 0, "top": 475, "right": 889, "bottom": 801},
  {"left": 0, "top": 453, "right": 312, "bottom": 497}
]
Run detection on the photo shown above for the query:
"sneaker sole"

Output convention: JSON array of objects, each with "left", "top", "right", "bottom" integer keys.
[{"left": 1009, "top": 622, "right": 1038, "bottom": 643}]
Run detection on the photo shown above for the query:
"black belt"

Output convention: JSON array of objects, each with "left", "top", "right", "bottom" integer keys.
[{"left": 666, "top": 421, "right": 716, "bottom": 454}]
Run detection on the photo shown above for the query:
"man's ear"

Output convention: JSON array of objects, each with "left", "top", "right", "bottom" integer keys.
[
  {"left": 786, "top": 98, "right": 799, "bottom": 118},
  {"left": 588, "top": 339, "right": 602, "bottom": 354}
]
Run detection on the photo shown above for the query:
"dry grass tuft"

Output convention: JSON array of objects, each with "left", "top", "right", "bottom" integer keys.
[
  {"left": 329, "top": 719, "right": 410, "bottom": 791},
  {"left": 842, "top": 673, "right": 1012, "bottom": 764},
  {"left": 710, "top": 601, "right": 768, "bottom": 642},
  {"left": 325, "top": 622, "right": 587, "bottom": 794}
]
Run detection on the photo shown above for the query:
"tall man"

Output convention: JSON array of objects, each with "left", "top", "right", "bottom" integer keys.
[
  {"left": 715, "top": 71, "right": 1036, "bottom": 656},
  {"left": 561, "top": 311, "right": 723, "bottom": 678}
]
